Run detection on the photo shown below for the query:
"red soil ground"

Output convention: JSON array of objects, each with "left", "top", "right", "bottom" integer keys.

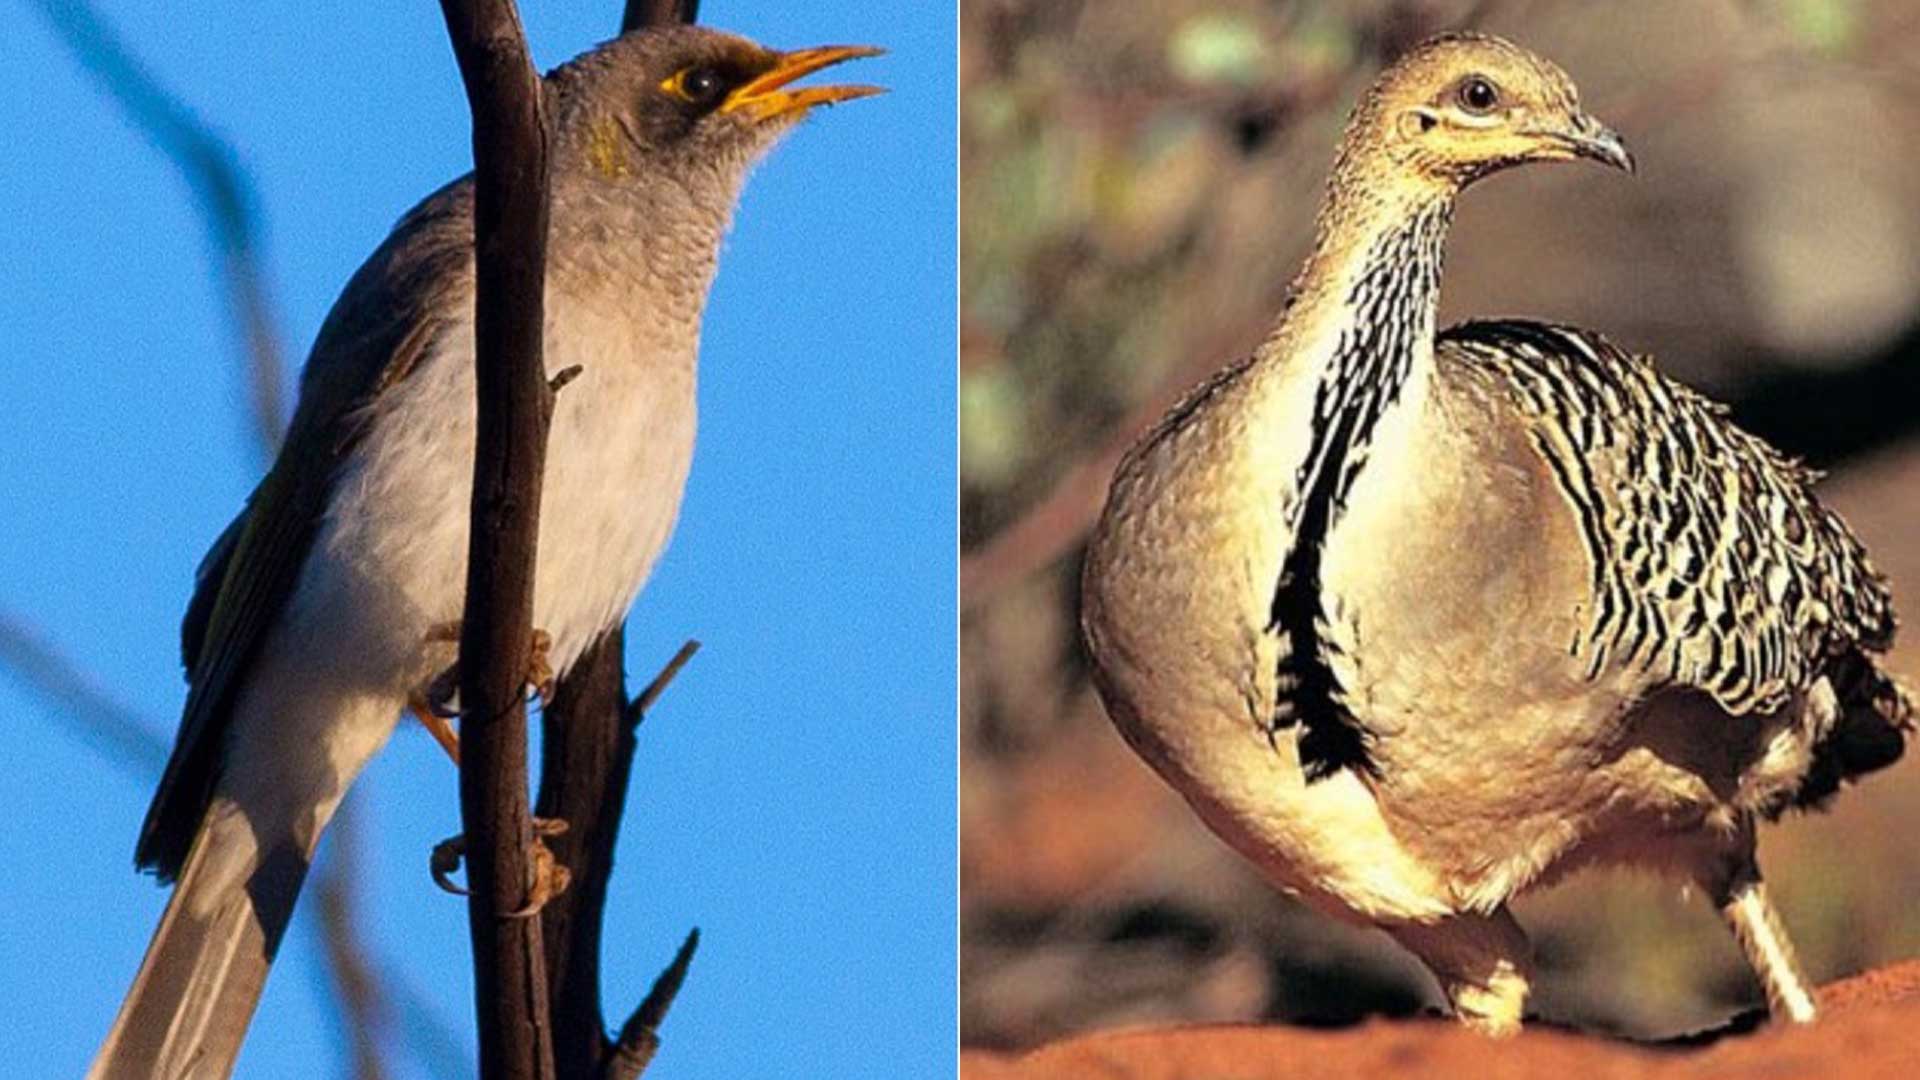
[{"left": 962, "top": 960, "right": 1920, "bottom": 1080}]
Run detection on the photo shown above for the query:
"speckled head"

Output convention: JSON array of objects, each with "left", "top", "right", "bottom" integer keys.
[
  {"left": 1340, "top": 32, "right": 1632, "bottom": 191},
  {"left": 547, "top": 25, "right": 883, "bottom": 193}
]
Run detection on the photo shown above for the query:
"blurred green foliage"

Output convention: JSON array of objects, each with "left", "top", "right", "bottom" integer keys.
[{"left": 1777, "top": 0, "right": 1860, "bottom": 56}]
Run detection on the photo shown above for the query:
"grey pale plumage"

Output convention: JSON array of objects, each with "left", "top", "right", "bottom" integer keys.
[{"left": 91, "top": 26, "right": 879, "bottom": 1079}]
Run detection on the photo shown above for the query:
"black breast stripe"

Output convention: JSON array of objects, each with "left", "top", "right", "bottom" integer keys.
[{"left": 1269, "top": 204, "right": 1450, "bottom": 781}]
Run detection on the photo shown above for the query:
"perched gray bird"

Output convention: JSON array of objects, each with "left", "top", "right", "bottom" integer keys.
[
  {"left": 91, "top": 25, "right": 879, "bottom": 1079},
  {"left": 1081, "top": 33, "right": 1909, "bottom": 1036}
]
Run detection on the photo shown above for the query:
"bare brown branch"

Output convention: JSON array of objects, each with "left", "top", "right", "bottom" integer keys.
[
  {"left": 534, "top": 9, "right": 702, "bottom": 1078},
  {"left": 437, "top": 0, "right": 558, "bottom": 1076},
  {"left": 620, "top": 0, "right": 699, "bottom": 34},
  {"left": 534, "top": 627, "right": 625, "bottom": 1078},
  {"left": 0, "top": 614, "right": 167, "bottom": 773},
  {"left": 603, "top": 929, "right": 701, "bottom": 1080},
  {"left": 536, "top": 637, "right": 700, "bottom": 1079},
  {"left": 626, "top": 640, "right": 701, "bottom": 728}
]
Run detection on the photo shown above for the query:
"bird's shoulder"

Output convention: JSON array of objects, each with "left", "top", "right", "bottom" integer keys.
[{"left": 182, "top": 178, "right": 473, "bottom": 673}]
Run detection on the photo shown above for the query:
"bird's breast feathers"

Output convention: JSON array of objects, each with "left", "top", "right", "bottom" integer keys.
[{"left": 294, "top": 306, "right": 697, "bottom": 698}]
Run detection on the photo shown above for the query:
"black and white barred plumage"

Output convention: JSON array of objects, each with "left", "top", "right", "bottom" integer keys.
[{"left": 1441, "top": 319, "right": 1908, "bottom": 807}]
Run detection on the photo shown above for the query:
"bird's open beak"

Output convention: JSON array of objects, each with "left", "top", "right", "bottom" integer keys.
[
  {"left": 1559, "top": 113, "right": 1635, "bottom": 174},
  {"left": 722, "top": 45, "right": 886, "bottom": 122}
]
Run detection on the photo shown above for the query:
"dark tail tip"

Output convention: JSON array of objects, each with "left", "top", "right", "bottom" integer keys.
[{"left": 1794, "top": 654, "right": 1911, "bottom": 810}]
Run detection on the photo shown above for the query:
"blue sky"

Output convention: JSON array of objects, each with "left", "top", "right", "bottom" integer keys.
[{"left": 0, "top": 3, "right": 954, "bottom": 1077}]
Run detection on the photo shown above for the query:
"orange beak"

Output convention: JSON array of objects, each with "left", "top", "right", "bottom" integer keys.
[{"left": 721, "top": 45, "right": 886, "bottom": 121}]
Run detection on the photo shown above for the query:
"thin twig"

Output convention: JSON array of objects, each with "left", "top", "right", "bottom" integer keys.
[
  {"left": 23, "top": 7, "right": 448, "bottom": 1080},
  {"left": 0, "top": 614, "right": 168, "bottom": 773},
  {"left": 313, "top": 802, "right": 392, "bottom": 1080},
  {"left": 620, "top": 0, "right": 699, "bottom": 34},
  {"left": 549, "top": 364, "right": 586, "bottom": 394},
  {"left": 29, "top": 0, "right": 289, "bottom": 451},
  {"left": 2, "top": 609, "right": 476, "bottom": 1076},
  {"left": 536, "top": 636, "right": 700, "bottom": 1078},
  {"left": 603, "top": 929, "right": 700, "bottom": 1080},
  {"left": 625, "top": 640, "right": 701, "bottom": 729}
]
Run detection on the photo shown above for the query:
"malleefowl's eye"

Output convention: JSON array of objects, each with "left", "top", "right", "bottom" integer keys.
[
  {"left": 1457, "top": 75, "right": 1500, "bottom": 115},
  {"left": 662, "top": 65, "right": 730, "bottom": 109}
]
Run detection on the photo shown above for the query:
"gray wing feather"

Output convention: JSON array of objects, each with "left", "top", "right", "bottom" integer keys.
[{"left": 137, "top": 179, "right": 473, "bottom": 879}]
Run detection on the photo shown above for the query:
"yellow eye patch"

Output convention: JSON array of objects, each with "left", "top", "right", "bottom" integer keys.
[
  {"left": 658, "top": 65, "right": 727, "bottom": 105},
  {"left": 658, "top": 69, "right": 693, "bottom": 100}
]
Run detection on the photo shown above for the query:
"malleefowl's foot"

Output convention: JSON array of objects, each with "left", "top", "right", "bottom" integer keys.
[
  {"left": 430, "top": 817, "right": 573, "bottom": 918},
  {"left": 1391, "top": 907, "right": 1535, "bottom": 1038},
  {"left": 1445, "top": 960, "right": 1531, "bottom": 1037}
]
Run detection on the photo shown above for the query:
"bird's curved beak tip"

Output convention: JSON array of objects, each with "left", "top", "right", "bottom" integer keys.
[{"left": 1570, "top": 115, "right": 1635, "bottom": 175}]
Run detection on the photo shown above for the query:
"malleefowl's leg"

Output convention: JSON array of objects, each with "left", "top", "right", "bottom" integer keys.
[
  {"left": 1390, "top": 905, "right": 1534, "bottom": 1036},
  {"left": 1701, "top": 823, "right": 1818, "bottom": 1024}
]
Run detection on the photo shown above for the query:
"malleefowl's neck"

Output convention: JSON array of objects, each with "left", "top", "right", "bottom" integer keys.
[
  {"left": 1261, "top": 187, "right": 1456, "bottom": 780},
  {"left": 1266, "top": 190, "right": 1456, "bottom": 522}
]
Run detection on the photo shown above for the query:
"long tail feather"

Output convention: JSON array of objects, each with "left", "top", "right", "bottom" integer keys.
[{"left": 89, "top": 809, "right": 308, "bottom": 1080}]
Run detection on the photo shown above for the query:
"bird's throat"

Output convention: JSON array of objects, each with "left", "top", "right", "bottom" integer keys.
[{"left": 1282, "top": 195, "right": 1453, "bottom": 522}]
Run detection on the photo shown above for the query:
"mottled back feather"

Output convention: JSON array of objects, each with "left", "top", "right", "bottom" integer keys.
[{"left": 1439, "top": 319, "right": 1897, "bottom": 717}]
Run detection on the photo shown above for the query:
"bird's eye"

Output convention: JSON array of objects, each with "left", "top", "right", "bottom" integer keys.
[
  {"left": 683, "top": 66, "right": 724, "bottom": 102},
  {"left": 1457, "top": 76, "right": 1500, "bottom": 114},
  {"left": 663, "top": 65, "right": 730, "bottom": 108}
]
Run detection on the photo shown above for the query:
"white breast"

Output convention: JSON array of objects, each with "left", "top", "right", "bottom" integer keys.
[{"left": 293, "top": 295, "right": 696, "bottom": 699}]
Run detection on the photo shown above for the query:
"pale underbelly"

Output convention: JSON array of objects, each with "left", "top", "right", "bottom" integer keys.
[{"left": 286, "top": 335, "right": 695, "bottom": 702}]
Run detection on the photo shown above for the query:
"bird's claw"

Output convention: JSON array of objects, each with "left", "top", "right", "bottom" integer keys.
[
  {"left": 423, "top": 666, "right": 462, "bottom": 718},
  {"left": 421, "top": 623, "right": 557, "bottom": 708},
  {"left": 410, "top": 625, "right": 558, "bottom": 766},
  {"left": 508, "top": 820, "right": 572, "bottom": 918},
  {"left": 528, "top": 628, "right": 556, "bottom": 704},
  {"left": 429, "top": 817, "right": 572, "bottom": 917},
  {"left": 430, "top": 833, "right": 468, "bottom": 896}
]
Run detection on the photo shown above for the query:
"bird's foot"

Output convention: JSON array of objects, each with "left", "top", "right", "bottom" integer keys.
[
  {"left": 1447, "top": 961, "right": 1529, "bottom": 1038},
  {"left": 527, "top": 627, "right": 556, "bottom": 704},
  {"left": 418, "top": 622, "right": 466, "bottom": 759},
  {"left": 408, "top": 692, "right": 463, "bottom": 766},
  {"left": 430, "top": 817, "right": 572, "bottom": 917},
  {"left": 1392, "top": 907, "right": 1533, "bottom": 1038},
  {"left": 410, "top": 625, "right": 559, "bottom": 765}
]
